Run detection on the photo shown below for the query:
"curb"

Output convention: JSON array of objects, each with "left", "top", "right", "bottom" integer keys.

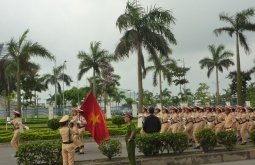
[{"left": 74, "top": 149, "right": 255, "bottom": 165}]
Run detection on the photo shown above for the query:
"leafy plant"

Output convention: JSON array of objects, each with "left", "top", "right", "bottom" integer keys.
[
  {"left": 17, "top": 141, "right": 62, "bottom": 165},
  {"left": 47, "top": 118, "right": 60, "bottom": 130},
  {"left": 168, "top": 132, "right": 188, "bottom": 154},
  {"left": 136, "top": 133, "right": 163, "bottom": 156},
  {"left": 98, "top": 138, "right": 122, "bottom": 160},
  {"left": 195, "top": 128, "right": 217, "bottom": 152},
  {"left": 217, "top": 130, "right": 237, "bottom": 151},
  {"left": 250, "top": 130, "right": 255, "bottom": 146},
  {"left": 111, "top": 116, "right": 125, "bottom": 128}
]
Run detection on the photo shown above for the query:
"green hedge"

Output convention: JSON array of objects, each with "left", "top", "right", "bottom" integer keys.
[
  {"left": 0, "top": 127, "right": 142, "bottom": 143},
  {"left": 17, "top": 141, "right": 62, "bottom": 165},
  {"left": 136, "top": 132, "right": 188, "bottom": 155}
]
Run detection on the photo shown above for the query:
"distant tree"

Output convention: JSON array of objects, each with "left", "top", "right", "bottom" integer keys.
[
  {"left": 77, "top": 41, "right": 111, "bottom": 98},
  {"left": 199, "top": 44, "right": 234, "bottom": 104},
  {"left": 7, "top": 29, "right": 53, "bottom": 113},
  {"left": 226, "top": 68, "right": 255, "bottom": 99},
  {"left": 195, "top": 83, "right": 210, "bottom": 105}
]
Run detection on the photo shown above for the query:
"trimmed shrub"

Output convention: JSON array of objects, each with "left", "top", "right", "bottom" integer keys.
[
  {"left": 98, "top": 138, "right": 122, "bottom": 160},
  {"left": 47, "top": 118, "right": 60, "bottom": 130},
  {"left": 17, "top": 141, "right": 62, "bottom": 165},
  {"left": 136, "top": 133, "right": 162, "bottom": 155},
  {"left": 169, "top": 132, "right": 188, "bottom": 154},
  {"left": 250, "top": 130, "right": 255, "bottom": 146},
  {"left": 217, "top": 130, "right": 237, "bottom": 151},
  {"left": 111, "top": 116, "right": 125, "bottom": 128},
  {"left": 195, "top": 128, "right": 217, "bottom": 152}
]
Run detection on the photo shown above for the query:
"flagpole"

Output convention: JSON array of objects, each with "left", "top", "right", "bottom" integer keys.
[{"left": 62, "top": 60, "right": 66, "bottom": 115}]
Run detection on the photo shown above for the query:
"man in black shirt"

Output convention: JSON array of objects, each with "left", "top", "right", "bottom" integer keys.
[{"left": 143, "top": 107, "right": 161, "bottom": 134}]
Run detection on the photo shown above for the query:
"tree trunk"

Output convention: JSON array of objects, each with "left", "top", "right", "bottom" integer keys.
[
  {"left": 7, "top": 77, "right": 10, "bottom": 117},
  {"left": 236, "top": 33, "right": 243, "bottom": 105},
  {"left": 159, "top": 71, "right": 163, "bottom": 110},
  {"left": 216, "top": 68, "right": 220, "bottom": 104},
  {"left": 93, "top": 70, "right": 96, "bottom": 99},
  {"left": 17, "top": 58, "right": 22, "bottom": 115},
  {"left": 137, "top": 45, "right": 143, "bottom": 113}
]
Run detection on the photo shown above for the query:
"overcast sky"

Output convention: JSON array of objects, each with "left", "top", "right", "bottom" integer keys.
[{"left": 1, "top": 0, "right": 255, "bottom": 103}]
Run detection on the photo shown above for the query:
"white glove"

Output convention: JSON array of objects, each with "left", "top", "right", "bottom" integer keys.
[
  {"left": 70, "top": 120, "right": 74, "bottom": 123},
  {"left": 235, "top": 117, "right": 240, "bottom": 120},
  {"left": 7, "top": 122, "right": 11, "bottom": 124},
  {"left": 184, "top": 125, "right": 187, "bottom": 129},
  {"left": 25, "top": 126, "right": 29, "bottom": 130},
  {"left": 191, "top": 116, "right": 195, "bottom": 118},
  {"left": 254, "top": 121, "right": 255, "bottom": 124},
  {"left": 213, "top": 114, "right": 217, "bottom": 116},
  {"left": 168, "top": 120, "right": 171, "bottom": 124},
  {"left": 207, "top": 122, "right": 211, "bottom": 125},
  {"left": 203, "top": 116, "right": 207, "bottom": 118},
  {"left": 178, "top": 121, "right": 180, "bottom": 124},
  {"left": 78, "top": 120, "right": 81, "bottom": 124}
]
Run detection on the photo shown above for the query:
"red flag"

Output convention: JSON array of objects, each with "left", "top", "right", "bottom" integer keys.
[{"left": 80, "top": 91, "right": 109, "bottom": 145}]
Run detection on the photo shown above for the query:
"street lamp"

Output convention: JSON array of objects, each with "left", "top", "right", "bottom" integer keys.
[
  {"left": 36, "top": 95, "right": 40, "bottom": 118},
  {"left": 54, "top": 57, "right": 57, "bottom": 118},
  {"left": 177, "top": 58, "right": 186, "bottom": 89},
  {"left": 62, "top": 60, "right": 67, "bottom": 115}
]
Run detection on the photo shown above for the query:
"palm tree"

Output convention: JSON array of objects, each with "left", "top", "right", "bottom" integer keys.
[
  {"left": 114, "top": 1, "right": 177, "bottom": 112},
  {"left": 112, "top": 91, "right": 126, "bottom": 111},
  {"left": 199, "top": 44, "right": 234, "bottom": 104},
  {"left": 162, "top": 88, "right": 171, "bottom": 99},
  {"left": 144, "top": 54, "right": 176, "bottom": 109},
  {"left": 43, "top": 65, "right": 73, "bottom": 95},
  {"left": 6, "top": 29, "right": 53, "bottom": 113},
  {"left": 214, "top": 8, "right": 255, "bottom": 105},
  {"left": 77, "top": 41, "right": 111, "bottom": 98}
]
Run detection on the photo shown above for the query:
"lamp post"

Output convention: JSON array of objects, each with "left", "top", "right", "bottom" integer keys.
[
  {"left": 36, "top": 95, "right": 40, "bottom": 118},
  {"left": 177, "top": 58, "right": 186, "bottom": 89},
  {"left": 62, "top": 60, "right": 67, "bottom": 115},
  {"left": 54, "top": 59, "right": 57, "bottom": 118}
]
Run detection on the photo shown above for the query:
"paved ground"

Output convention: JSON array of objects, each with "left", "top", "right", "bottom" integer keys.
[
  {"left": 0, "top": 136, "right": 254, "bottom": 165},
  {"left": 202, "top": 159, "right": 254, "bottom": 165}
]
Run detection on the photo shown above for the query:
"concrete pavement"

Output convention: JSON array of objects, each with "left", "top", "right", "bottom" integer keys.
[
  {"left": 0, "top": 136, "right": 254, "bottom": 165},
  {"left": 202, "top": 159, "right": 254, "bottom": 165}
]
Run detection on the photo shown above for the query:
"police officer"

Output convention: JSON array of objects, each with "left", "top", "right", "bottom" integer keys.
[
  {"left": 59, "top": 115, "right": 79, "bottom": 165},
  {"left": 124, "top": 113, "right": 136, "bottom": 165},
  {"left": 77, "top": 109, "right": 87, "bottom": 154},
  {"left": 8, "top": 110, "right": 29, "bottom": 157}
]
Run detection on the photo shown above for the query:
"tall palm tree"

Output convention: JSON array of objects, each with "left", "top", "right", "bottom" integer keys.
[
  {"left": 144, "top": 54, "right": 176, "bottom": 109},
  {"left": 199, "top": 44, "right": 234, "bottom": 104},
  {"left": 77, "top": 41, "right": 111, "bottom": 98},
  {"left": 162, "top": 88, "right": 171, "bottom": 99},
  {"left": 6, "top": 29, "right": 53, "bottom": 113},
  {"left": 213, "top": 8, "right": 255, "bottom": 105},
  {"left": 43, "top": 65, "right": 73, "bottom": 94},
  {"left": 114, "top": 1, "right": 177, "bottom": 112}
]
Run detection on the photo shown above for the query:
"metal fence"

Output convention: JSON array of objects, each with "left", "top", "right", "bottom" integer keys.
[{"left": 0, "top": 105, "right": 133, "bottom": 119}]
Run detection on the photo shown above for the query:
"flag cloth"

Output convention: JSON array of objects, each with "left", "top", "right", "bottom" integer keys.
[{"left": 80, "top": 91, "right": 109, "bottom": 145}]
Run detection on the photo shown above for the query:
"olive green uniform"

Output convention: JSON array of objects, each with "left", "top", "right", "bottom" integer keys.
[{"left": 125, "top": 122, "right": 136, "bottom": 165}]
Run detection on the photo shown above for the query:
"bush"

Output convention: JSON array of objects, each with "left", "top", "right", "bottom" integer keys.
[
  {"left": 250, "top": 130, "right": 255, "bottom": 146},
  {"left": 47, "top": 118, "right": 60, "bottom": 130},
  {"left": 17, "top": 141, "right": 62, "bottom": 165},
  {"left": 136, "top": 133, "right": 163, "bottom": 155},
  {"left": 195, "top": 128, "right": 217, "bottom": 152},
  {"left": 111, "top": 116, "right": 125, "bottom": 128},
  {"left": 98, "top": 138, "right": 122, "bottom": 160},
  {"left": 168, "top": 132, "right": 188, "bottom": 154},
  {"left": 217, "top": 130, "right": 237, "bottom": 151}
]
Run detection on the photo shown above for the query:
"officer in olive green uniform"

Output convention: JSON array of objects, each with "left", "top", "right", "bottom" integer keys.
[{"left": 124, "top": 113, "right": 136, "bottom": 165}]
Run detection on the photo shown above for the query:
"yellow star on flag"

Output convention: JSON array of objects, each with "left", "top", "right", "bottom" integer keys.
[{"left": 90, "top": 112, "right": 100, "bottom": 125}]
